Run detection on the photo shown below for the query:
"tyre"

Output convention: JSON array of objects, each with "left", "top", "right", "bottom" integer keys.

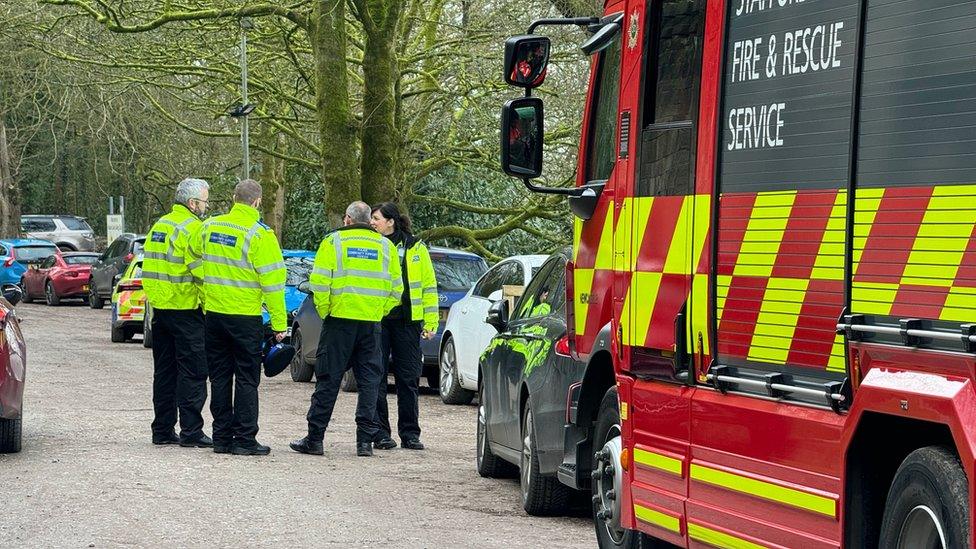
[
  {"left": 340, "top": 369, "right": 358, "bottom": 392},
  {"left": 0, "top": 416, "right": 22, "bottom": 453},
  {"left": 289, "top": 326, "right": 314, "bottom": 382},
  {"left": 45, "top": 281, "right": 60, "bottom": 306},
  {"left": 425, "top": 368, "right": 440, "bottom": 390},
  {"left": 440, "top": 337, "right": 475, "bottom": 405},
  {"left": 111, "top": 322, "right": 126, "bottom": 343},
  {"left": 521, "top": 397, "right": 571, "bottom": 515},
  {"left": 88, "top": 284, "right": 104, "bottom": 309},
  {"left": 20, "top": 280, "right": 32, "bottom": 304},
  {"left": 476, "top": 379, "right": 517, "bottom": 478},
  {"left": 56, "top": 243, "right": 76, "bottom": 252},
  {"left": 879, "top": 446, "right": 970, "bottom": 549},
  {"left": 142, "top": 312, "right": 153, "bottom": 349}
]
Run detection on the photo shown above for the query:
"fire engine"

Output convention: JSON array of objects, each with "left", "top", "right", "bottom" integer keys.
[{"left": 499, "top": 0, "right": 975, "bottom": 547}]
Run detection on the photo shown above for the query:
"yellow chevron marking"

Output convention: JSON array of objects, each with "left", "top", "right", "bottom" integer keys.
[
  {"left": 634, "top": 504, "right": 681, "bottom": 534},
  {"left": 574, "top": 268, "right": 594, "bottom": 336},
  {"left": 573, "top": 217, "right": 583, "bottom": 263},
  {"left": 692, "top": 273, "right": 710, "bottom": 355},
  {"left": 811, "top": 190, "right": 847, "bottom": 281},
  {"left": 690, "top": 463, "right": 837, "bottom": 517},
  {"left": 716, "top": 274, "right": 732, "bottom": 322},
  {"left": 595, "top": 205, "right": 615, "bottom": 271},
  {"left": 663, "top": 196, "right": 693, "bottom": 275},
  {"left": 614, "top": 199, "right": 632, "bottom": 273},
  {"left": 633, "top": 448, "right": 683, "bottom": 476},
  {"left": 942, "top": 286, "right": 976, "bottom": 323},
  {"left": 693, "top": 194, "right": 712, "bottom": 270},
  {"left": 627, "top": 271, "right": 662, "bottom": 346},
  {"left": 851, "top": 281, "right": 898, "bottom": 316},
  {"left": 748, "top": 277, "right": 809, "bottom": 364},
  {"left": 631, "top": 197, "right": 654, "bottom": 271},
  {"left": 827, "top": 333, "right": 846, "bottom": 373},
  {"left": 688, "top": 522, "right": 767, "bottom": 549},
  {"left": 733, "top": 191, "right": 796, "bottom": 278},
  {"left": 852, "top": 187, "right": 884, "bottom": 274},
  {"left": 900, "top": 190, "right": 976, "bottom": 287}
]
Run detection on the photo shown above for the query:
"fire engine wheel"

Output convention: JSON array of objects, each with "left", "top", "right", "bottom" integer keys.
[
  {"left": 289, "top": 327, "right": 314, "bottom": 383},
  {"left": 476, "top": 380, "right": 516, "bottom": 479},
  {"left": 45, "top": 281, "right": 60, "bottom": 306},
  {"left": 440, "top": 337, "right": 474, "bottom": 405},
  {"left": 880, "top": 446, "right": 970, "bottom": 549},
  {"left": 520, "top": 398, "right": 570, "bottom": 516}
]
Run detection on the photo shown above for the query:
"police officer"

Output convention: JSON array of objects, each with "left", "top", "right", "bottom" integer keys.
[
  {"left": 191, "top": 179, "right": 287, "bottom": 456},
  {"left": 369, "top": 202, "right": 438, "bottom": 451},
  {"left": 143, "top": 177, "right": 211, "bottom": 447},
  {"left": 290, "top": 201, "right": 402, "bottom": 457}
]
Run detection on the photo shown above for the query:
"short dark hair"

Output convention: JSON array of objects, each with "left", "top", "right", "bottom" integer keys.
[
  {"left": 233, "top": 179, "right": 262, "bottom": 204},
  {"left": 371, "top": 202, "right": 412, "bottom": 233}
]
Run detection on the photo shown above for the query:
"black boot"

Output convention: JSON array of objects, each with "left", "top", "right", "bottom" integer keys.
[
  {"left": 231, "top": 442, "right": 271, "bottom": 456},
  {"left": 374, "top": 435, "right": 397, "bottom": 450},
  {"left": 356, "top": 442, "right": 373, "bottom": 457},
  {"left": 290, "top": 436, "right": 324, "bottom": 456}
]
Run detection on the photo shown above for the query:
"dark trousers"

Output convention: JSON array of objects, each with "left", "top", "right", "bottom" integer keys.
[
  {"left": 151, "top": 308, "right": 208, "bottom": 440},
  {"left": 375, "top": 318, "right": 423, "bottom": 441},
  {"left": 206, "top": 312, "right": 263, "bottom": 448},
  {"left": 306, "top": 317, "right": 383, "bottom": 444}
]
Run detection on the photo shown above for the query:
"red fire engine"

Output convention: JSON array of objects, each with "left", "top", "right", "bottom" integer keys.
[{"left": 500, "top": 0, "right": 975, "bottom": 547}]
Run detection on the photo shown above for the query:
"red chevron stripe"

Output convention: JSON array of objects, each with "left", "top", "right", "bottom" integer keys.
[
  {"left": 771, "top": 190, "right": 836, "bottom": 280},
  {"left": 854, "top": 187, "right": 932, "bottom": 284},
  {"left": 716, "top": 193, "right": 757, "bottom": 277},
  {"left": 636, "top": 196, "right": 684, "bottom": 272},
  {"left": 787, "top": 279, "right": 844, "bottom": 369},
  {"left": 716, "top": 275, "right": 767, "bottom": 359}
]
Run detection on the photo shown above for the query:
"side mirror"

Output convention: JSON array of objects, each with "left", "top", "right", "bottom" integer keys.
[
  {"left": 486, "top": 299, "right": 509, "bottom": 332},
  {"left": 504, "top": 35, "right": 551, "bottom": 88},
  {"left": 2, "top": 284, "right": 22, "bottom": 307},
  {"left": 487, "top": 289, "right": 503, "bottom": 302},
  {"left": 297, "top": 280, "right": 311, "bottom": 294},
  {"left": 112, "top": 274, "right": 121, "bottom": 288},
  {"left": 581, "top": 17, "right": 622, "bottom": 56},
  {"left": 500, "top": 97, "right": 544, "bottom": 179}
]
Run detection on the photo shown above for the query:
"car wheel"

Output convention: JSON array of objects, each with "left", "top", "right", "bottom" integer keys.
[
  {"left": 143, "top": 312, "right": 153, "bottom": 349},
  {"left": 57, "top": 243, "right": 76, "bottom": 252},
  {"left": 0, "top": 415, "right": 22, "bottom": 453},
  {"left": 20, "top": 279, "right": 32, "bottom": 304},
  {"left": 425, "top": 368, "right": 440, "bottom": 390},
  {"left": 88, "top": 284, "right": 104, "bottom": 309},
  {"left": 111, "top": 317, "right": 126, "bottom": 343},
  {"left": 879, "top": 446, "right": 970, "bottom": 549},
  {"left": 340, "top": 369, "right": 358, "bottom": 392},
  {"left": 45, "top": 280, "right": 60, "bottom": 306},
  {"left": 476, "top": 379, "right": 517, "bottom": 478},
  {"left": 521, "top": 397, "right": 571, "bottom": 516},
  {"left": 439, "top": 337, "right": 475, "bottom": 405},
  {"left": 290, "top": 327, "right": 314, "bottom": 382}
]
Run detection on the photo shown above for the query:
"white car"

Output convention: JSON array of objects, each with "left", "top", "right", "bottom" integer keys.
[{"left": 438, "top": 254, "right": 548, "bottom": 404}]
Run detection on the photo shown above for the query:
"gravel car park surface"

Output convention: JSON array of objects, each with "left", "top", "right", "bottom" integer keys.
[{"left": 0, "top": 303, "right": 590, "bottom": 548}]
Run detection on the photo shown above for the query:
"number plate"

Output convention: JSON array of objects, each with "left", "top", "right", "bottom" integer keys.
[
  {"left": 82, "top": 285, "right": 89, "bottom": 292},
  {"left": 439, "top": 308, "right": 449, "bottom": 321}
]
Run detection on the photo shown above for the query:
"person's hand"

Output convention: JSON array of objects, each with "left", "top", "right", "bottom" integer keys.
[
  {"left": 421, "top": 329, "right": 435, "bottom": 340},
  {"left": 274, "top": 331, "right": 286, "bottom": 342}
]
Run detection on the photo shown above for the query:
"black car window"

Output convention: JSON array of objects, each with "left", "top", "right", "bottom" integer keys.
[
  {"left": 40, "top": 255, "right": 57, "bottom": 269},
  {"left": 503, "top": 262, "right": 525, "bottom": 287},
  {"left": 473, "top": 262, "right": 508, "bottom": 298},
  {"left": 22, "top": 218, "right": 56, "bottom": 232},
  {"left": 105, "top": 239, "right": 125, "bottom": 258},
  {"left": 60, "top": 217, "right": 92, "bottom": 231},
  {"left": 0, "top": 245, "right": 7, "bottom": 256},
  {"left": 64, "top": 255, "right": 98, "bottom": 265},
  {"left": 15, "top": 245, "right": 59, "bottom": 263},
  {"left": 511, "top": 259, "right": 557, "bottom": 321}
]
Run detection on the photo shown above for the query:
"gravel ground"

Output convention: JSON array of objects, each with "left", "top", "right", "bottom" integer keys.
[{"left": 0, "top": 302, "right": 591, "bottom": 548}]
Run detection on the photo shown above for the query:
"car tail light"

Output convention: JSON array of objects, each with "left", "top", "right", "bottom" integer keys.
[
  {"left": 3, "top": 257, "right": 13, "bottom": 268},
  {"left": 554, "top": 334, "right": 571, "bottom": 357},
  {"left": 65, "top": 270, "right": 79, "bottom": 277},
  {"left": 118, "top": 282, "right": 141, "bottom": 292},
  {"left": 124, "top": 253, "right": 134, "bottom": 263}
]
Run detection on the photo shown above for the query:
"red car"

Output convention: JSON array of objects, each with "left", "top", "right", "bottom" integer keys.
[
  {"left": 22, "top": 252, "right": 98, "bottom": 306},
  {"left": 0, "top": 284, "right": 25, "bottom": 452}
]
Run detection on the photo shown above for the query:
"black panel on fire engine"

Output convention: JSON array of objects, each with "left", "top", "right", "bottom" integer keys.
[{"left": 719, "top": 0, "right": 860, "bottom": 194}]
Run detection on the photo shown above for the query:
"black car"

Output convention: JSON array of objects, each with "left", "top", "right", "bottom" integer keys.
[
  {"left": 476, "top": 248, "right": 583, "bottom": 516},
  {"left": 89, "top": 233, "right": 144, "bottom": 309}
]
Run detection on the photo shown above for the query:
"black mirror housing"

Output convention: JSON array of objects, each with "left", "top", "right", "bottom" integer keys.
[
  {"left": 504, "top": 35, "right": 551, "bottom": 88},
  {"left": 500, "top": 97, "right": 544, "bottom": 179},
  {"left": 486, "top": 299, "right": 509, "bottom": 332},
  {"left": 2, "top": 284, "right": 22, "bottom": 307}
]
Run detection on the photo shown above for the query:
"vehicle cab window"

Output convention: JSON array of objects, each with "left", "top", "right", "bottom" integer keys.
[
  {"left": 473, "top": 262, "right": 508, "bottom": 299},
  {"left": 585, "top": 28, "right": 623, "bottom": 183},
  {"left": 511, "top": 258, "right": 564, "bottom": 321}
]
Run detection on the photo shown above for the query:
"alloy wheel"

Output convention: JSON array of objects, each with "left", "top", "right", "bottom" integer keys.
[
  {"left": 593, "top": 425, "right": 624, "bottom": 545},
  {"left": 439, "top": 340, "right": 456, "bottom": 399}
]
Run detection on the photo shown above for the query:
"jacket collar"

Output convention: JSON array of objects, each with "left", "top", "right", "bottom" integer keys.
[
  {"left": 172, "top": 203, "right": 199, "bottom": 220},
  {"left": 336, "top": 223, "right": 375, "bottom": 233},
  {"left": 231, "top": 202, "right": 261, "bottom": 222}
]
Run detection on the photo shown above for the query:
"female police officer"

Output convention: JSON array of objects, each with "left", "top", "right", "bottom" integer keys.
[{"left": 370, "top": 202, "right": 438, "bottom": 450}]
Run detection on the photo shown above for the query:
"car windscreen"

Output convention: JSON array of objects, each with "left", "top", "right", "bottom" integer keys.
[
  {"left": 61, "top": 217, "right": 92, "bottom": 231},
  {"left": 64, "top": 255, "right": 98, "bottom": 265},
  {"left": 14, "top": 245, "right": 58, "bottom": 263},
  {"left": 285, "top": 256, "right": 314, "bottom": 286},
  {"left": 431, "top": 255, "right": 487, "bottom": 292}
]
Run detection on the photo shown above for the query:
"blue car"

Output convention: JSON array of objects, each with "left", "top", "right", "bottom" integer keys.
[
  {"left": 0, "top": 239, "right": 61, "bottom": 287},
  {"left": 262, "top": 249, "right": 316, "bottom": 335}
]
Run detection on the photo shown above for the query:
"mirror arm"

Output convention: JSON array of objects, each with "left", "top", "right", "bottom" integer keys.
[
  {"left": 526, "top": 17, "right": 599, "bottom": 35},
  {"left": 521, "top": 178, "right": 589, "bottom": 197}
]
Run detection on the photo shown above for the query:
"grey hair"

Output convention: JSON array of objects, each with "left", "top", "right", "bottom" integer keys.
[
  {"left": 233, "top": 179, "right": 263, "bottom": 205},
  {"left": 346, "top": 201, "right": 371, "bottom": 224},
  {"left": 174, "top": 178, "right": 209, "bottom": 206}
]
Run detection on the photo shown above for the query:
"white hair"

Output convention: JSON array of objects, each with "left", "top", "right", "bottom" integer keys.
[
  {"left": 175, "top": 178, "right": 209, "bottom": 205},
  {"left": 346, "top": 201, "right": 371, "bottom": 224}
]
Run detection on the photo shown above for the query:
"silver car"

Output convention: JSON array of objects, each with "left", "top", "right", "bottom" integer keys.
[{"left": 21, "top": 215, "right": 96, "bottom": 252}]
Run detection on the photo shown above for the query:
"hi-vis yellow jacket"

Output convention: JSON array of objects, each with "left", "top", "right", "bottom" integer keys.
[
  {"left": 398, "top": 239, "right": 439, "bottom": 332},
  {"left": 309, "top": 225, "right": 402, "bottom": 322},
  {"left": 142, "top": 204, "right": 203, "bottom": 310},
  {"left": 190, "top": 203, "right": 287, "bottom": 331}
]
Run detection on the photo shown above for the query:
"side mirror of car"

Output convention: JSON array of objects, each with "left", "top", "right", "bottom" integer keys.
[
  {"left": 2, "top": 284, "right": 22, "bottom": 306},
  {"left": 297, "top": 280, "right": 311, "bottom": 294},
  {"left": 486, "top": 299, "right": 509, "bottom": 332},
  {"left": 112, "top": 274, "right": 121, "bottom": 288},
  {"left": 487, "top": 289, "right": 503, "bottom": 302}
]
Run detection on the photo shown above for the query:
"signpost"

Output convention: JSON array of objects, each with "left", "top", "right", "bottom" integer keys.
[{"left": 106, "top": 214, "right": 124, "bottom": 242}]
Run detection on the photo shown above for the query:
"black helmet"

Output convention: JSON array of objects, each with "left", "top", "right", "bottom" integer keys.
[{"left": 263, "top": 338, "right": 296, "bottom": 377}]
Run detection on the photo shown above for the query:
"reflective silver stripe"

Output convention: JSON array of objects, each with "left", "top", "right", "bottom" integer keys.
[
  {"left": 255, "top": 261, "right": 285, "bottom": 274},
  {"left": 204, "top": 276, "right": 260, "bottom": 289},
  {"left": 333, "top": 234, "right": 343, "bottom": 271},
  {"left": 309, "top": 283, "right": 331, "bottom": 293},
  {"left": 187, "top": 260, "right": 202, "bottom": 271},
  {"left": 142, "top": 271, "right": 194, "bottom": 284},
  {"left": 381, "top": 238, "right": 391, "bottom": 273},
  {"left": 261, "top": 283, "right": 286, "bottom": 293},
  {"left": 424, "top": 306, "right": 439, "bottom": 314},
  {"left": 145, "top": 250, "right": 186, "bottom": 265},
  {"left": 240, "top": 223, "right": 262, "bottom": 259},
  {"left": 335, "top": 268, "right": 391, "bottom": 280},
  {"left": 203, "top": 253, "right": 250, "bottom": 269},
  {"left": 333, "top": 286, "right": 395, "bottom": 298},
  {"left": 312, "top": 267, "right": 332, "bottom": 277},
  {"left": 342, "top": 236, "right": 384, "bottom": 245},
  {"left": 205, "top": 220, "right": 248, "bottom": 233},
  {"left": 409, "top": 281, "right": 423, "bottom": 289}
]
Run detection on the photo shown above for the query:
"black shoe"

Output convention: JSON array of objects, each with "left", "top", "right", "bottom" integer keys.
[
  {"left": 213, "top": 445, "right": 232, "bottom": 454},
  {"left": 290, "top": 437, "right": 324, "bottom": 456},
  {"left": 180, "top": 434, "right": 214, "bottom": 448},
  {"left": 402, "top": 438, "right": 425, "bottom": 450},
  {"left": 356, "top": 442, "right": 373, "bottom": 457},
  {"left": 231, "top": 443, "right": 271, "bottom": 456},
  {"left": 374, "top": 436, "right": 397, "bottom": 450},
  {"left": 152, "top": 433, "right": 179, "bottom": 445}
]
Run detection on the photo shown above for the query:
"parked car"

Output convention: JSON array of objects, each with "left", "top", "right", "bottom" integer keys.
[
  {"left": 21, "top": 252, "right": 99, "bottom": 306},
  {"left": 110, "top": 255, "right": 146, "bottom": 343},
  {"left": 476, "top": 249, "right": 582, "bottom": 516},
  {"left": 0, "top": 239, "right": 61, "bottom": 287},
  {"left": 289, "top": 246, "right": 488, "bottom": 386},
  {"left": 0, "top": 283, "right": 25, "bottom": 453},
  {"left": 89, "top": 233, "right": 144, "bottom": 309},
  {"left": 20, "top": 214, "right": 97, "bottom": 251},
  {"left": 438, "top": 254, "right": 548, "bottom": 404},
  {"left": 261, "top": 249, "right": 316, "bottom": 336}
]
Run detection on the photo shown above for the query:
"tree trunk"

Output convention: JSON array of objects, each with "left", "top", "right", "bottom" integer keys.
[
  {"left": 360, "top": 18, "right": 402, "bottom": 206},
  {"left": 312, "top": 0, "right": 359, "bottom": 228},
  {"left": 0, "top": 116, "right": 20, "bottom": 239}
]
